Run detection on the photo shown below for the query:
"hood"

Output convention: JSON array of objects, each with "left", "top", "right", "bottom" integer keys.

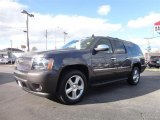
[
  {"left": 19, "top": 49, "right": 87, "bottom": 58},
  {"left": 44, "top": 49, "right": 87, "bottom": 58}
]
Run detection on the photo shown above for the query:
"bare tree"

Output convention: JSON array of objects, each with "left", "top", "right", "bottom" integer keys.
[{"left": 31, "top": 46, "right": 38, "bottom": 52}]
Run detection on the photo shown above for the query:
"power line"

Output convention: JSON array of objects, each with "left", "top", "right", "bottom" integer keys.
[{"left": 1, "top": 26, "right": 26, "bottom": 31}]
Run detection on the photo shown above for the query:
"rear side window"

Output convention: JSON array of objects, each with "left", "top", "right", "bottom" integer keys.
[
  {"left": 124, "top": 42, "right": 143, "bottom": 56},
  {"left": 133, "top": 44, "right": 143, "bottom": 56},
  {"left": 112, "top": 40, "right": 126, "bottom": 54}
]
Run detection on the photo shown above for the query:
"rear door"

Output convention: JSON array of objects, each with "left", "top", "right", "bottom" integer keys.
[{"left": 110, "top": 40, "right": 131, "bottom": 79}]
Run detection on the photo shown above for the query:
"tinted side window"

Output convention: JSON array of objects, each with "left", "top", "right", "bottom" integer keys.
[
  {"left": 133, "top": 44, "right": 143, "bottom": 56},
  {"left": 113, "top": 40, "right": 126, "bottom": 54},
  {"left": 123, "top": 42, "right": 132, "bottom": 55},
  {"left": 124, "top": 42, "right": 143, "bottom": 56},
  {"left": 96, "top": 38, "right": 113, "bottom": 53}
]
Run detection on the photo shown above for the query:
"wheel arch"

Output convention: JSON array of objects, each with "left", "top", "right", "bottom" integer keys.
[
  {"left": 56, "top": 64, "right": 89, "bottom": 93},
  {"left": 132, "top": 62, "right": 141, "bottom": 72}
]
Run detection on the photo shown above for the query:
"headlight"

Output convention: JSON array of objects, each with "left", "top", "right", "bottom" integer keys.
[{"left": 32, "top": 57, "right": 54, "bottom": 71}]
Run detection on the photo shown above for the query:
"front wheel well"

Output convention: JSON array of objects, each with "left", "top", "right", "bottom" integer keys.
[{"left": 56, "top": 65, "right": 89, "bottom": 92}]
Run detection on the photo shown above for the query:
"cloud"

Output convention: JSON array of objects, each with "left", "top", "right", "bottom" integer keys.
[
  {"left": 97, "top": 5, "right": 111, "bottom": 16},
  {"left": 0, "top": 1, "right": 121, "bottom": 51},
  {"left": 127, "top": 13, "right": 160, "bottom": 28}
]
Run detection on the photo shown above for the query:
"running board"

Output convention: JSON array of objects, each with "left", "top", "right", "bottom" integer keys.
[{"left": 91, "top": 78, "right": 128, "bottom": 87}]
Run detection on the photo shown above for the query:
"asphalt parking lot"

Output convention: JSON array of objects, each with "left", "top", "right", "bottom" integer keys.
[{"left": 0, "top": 65, "right": 160, "bottom": 120}]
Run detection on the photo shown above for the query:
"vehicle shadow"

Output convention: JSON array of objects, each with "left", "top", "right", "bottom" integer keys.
[
  {"left": 0, "top": 72, "right": 14, "bottom": 85},
  {"left": 77, "top": 73, "right": 160, "bottom": 105}
]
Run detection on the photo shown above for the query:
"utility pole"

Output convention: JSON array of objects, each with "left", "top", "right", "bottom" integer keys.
[
  {"left": 63, "top": 32, "right": 68, "bottom": 44},
  {"left": 144, "top": 37, "right": 151, "bottom": 62},
  {"left": 147, "top": 39, "right": 151, "bottom": 62},
  {"left": 21, "top": 10, "right": 34, "bottom": 52},
  {"left": 54, "top": 27, "right": 59, "bottom": 50},
  {"left": 45, "top": 29, "right": 48, "bottom": 50},
  {"left": 10, "top": 40, "right": 12, "bottom": 64},
  {"left": 54, "top": 33, "right": 56, "bottom": 50},
  {"left": 26, "top": 14, "right": 29, "bottom": 52}
]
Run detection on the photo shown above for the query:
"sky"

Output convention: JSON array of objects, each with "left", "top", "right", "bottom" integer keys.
[{"left": 0, "top": 0, "right": 160, "bottom": 52}]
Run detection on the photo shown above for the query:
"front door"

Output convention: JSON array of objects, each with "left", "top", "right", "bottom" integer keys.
[{"left": 91, "top": 38, "right": 117, "bottom": 85}]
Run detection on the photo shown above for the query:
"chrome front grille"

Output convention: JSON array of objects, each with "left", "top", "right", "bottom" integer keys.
[{"left": 16, "top": 57, "right": 33, "bottom": 72}]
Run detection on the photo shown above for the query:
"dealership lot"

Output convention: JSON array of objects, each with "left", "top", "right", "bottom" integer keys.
[{"left": 0, "top": 65, "right": 160, "bottom": 120}]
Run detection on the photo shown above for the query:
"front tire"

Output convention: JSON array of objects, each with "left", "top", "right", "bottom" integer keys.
[
  {"left": 127, "top": 67, "right": 140, "bottom": 85},
  {"left": 57, "top": 70, "right": 87, "bottom": 104}
]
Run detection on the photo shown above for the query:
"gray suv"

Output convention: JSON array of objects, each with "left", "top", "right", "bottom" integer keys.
[{"left": 14, "top": 36, "right": 146, "bottom": 104}]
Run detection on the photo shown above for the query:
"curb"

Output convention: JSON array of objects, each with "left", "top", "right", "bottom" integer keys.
[
  {"left": 0, "top": 64, "right": 15, "bottom": 67},
  {"left": 146, "top": 68, "right": 160, "bottom": 72}
]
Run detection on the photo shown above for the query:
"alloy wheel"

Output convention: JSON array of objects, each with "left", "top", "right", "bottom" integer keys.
[
  {"left": 65, "top": 75, "right": 84, "bottom": 100},
  {"left": 133, "top": 69, "right": 140, "bottom": 83}
]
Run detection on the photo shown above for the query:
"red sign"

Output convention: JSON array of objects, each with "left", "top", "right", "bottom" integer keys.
[
  {"left": 154, "top": 21, "right": 160, "bottom": 26},
  {"left": 154, "top": 21, "right": 160, "bottom": 32}
]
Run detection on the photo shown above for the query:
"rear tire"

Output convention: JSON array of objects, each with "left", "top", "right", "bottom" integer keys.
[
  {"left": 57, "top": 70, "right": 87, "bottom": 105},
  {"left": 127, "top": 67, "right": 140, "bottom": 85}
]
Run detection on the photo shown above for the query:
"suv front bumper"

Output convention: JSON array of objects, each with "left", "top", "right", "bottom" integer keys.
[{"left": 14, "top": 70, "right": 59, "bottom": 97}]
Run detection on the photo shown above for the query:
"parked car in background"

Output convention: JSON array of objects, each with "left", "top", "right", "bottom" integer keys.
[
  {"left": 147, "top": 56, "right": 160, "bottom": 68},
  {"left": 0, "top": 48, "right": 24, "bottom": 64},
  {"left": 0, "top": 56, "right": 9, "bottom": 64},
  {"left": 14, "top": 36, "right": 146, "bottom": 104},
  {"left": 0, "top": 55, "right": 16, "bottom": 64}
]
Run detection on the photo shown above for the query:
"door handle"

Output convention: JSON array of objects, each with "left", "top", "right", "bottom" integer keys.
[{"left": 111, "top": 57, "right": 116, "bottom": 60}]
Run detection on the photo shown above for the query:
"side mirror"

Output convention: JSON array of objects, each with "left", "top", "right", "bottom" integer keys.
[{"left": 94, "top": 44, "right": 109, "bottom": 51}]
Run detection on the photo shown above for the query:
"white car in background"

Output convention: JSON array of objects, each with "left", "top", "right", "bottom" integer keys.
[
  {"left": 0, "top": 55, "right": 15, "bottom": 64},
  {"left": 0, "top": 56, "right": 9, "bottom": 64}
]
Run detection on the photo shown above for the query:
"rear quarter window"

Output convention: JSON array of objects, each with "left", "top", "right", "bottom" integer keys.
[{"left": 124, "top": 42, "right": 143, "bottom": 56}]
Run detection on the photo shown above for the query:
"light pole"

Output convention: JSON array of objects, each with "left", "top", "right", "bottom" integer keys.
[
  {"left": 63, "top": 32, "right": 68, "bottom": 44},
  {"left": 21, "top": 10, "right": 34, "bottom": 52},
  {"left": 10, "top": 40, "right": 12, "bottom": 64},
  {"left": 45, "top": 29, "right": 48, "bottom": 50}
]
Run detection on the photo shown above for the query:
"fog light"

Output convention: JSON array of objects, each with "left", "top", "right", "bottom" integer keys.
[{"left": 33, "top": 84, "right": 42, "bottom": 92}]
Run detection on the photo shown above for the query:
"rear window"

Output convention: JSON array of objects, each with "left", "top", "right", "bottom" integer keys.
[{"left": 124, "top": 42, "right": 143, "bottom": 56}]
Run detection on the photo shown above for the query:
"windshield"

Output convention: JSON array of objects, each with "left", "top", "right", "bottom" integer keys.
[{"left": 61, "top": 37, "right": 94, "bottom": 50}]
